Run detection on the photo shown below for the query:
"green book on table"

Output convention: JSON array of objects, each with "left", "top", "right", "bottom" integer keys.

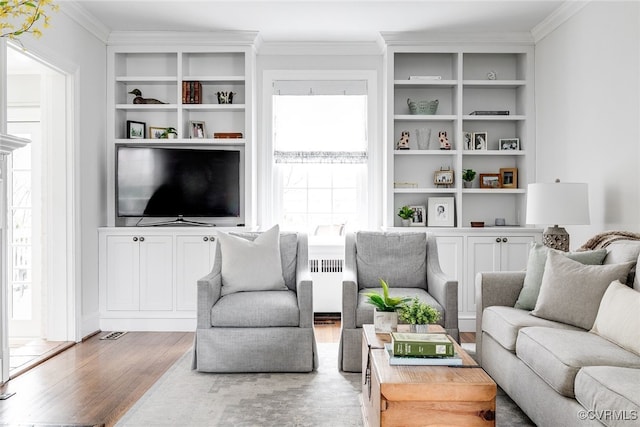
[
  {"left": 391, "top": 332, "right": 454, "bottom": 357},
  {"left": 385, "top": 344, "right": 463, "bottom": 366}
]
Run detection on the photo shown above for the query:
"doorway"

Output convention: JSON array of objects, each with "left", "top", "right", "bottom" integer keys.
[{"left": 5, "top": 46, "right": 73, "bottom": 378}]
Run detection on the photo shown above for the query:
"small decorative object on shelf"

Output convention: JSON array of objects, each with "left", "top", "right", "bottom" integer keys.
[
  {"left": 480, "top": 173, "right": 501, "bottom": 189},
  {"left": 216, "top": 91, "right": 236, "bottom": 104},
  {"left": 434, "top": 167, "right": 454, "bottom": 188},
  {"left": 394, "top": 182, "right": 418, "bottom": 189},
  {"left": 470, "top": 221, "right": 485, "bottom": 228},
  {"left": 487, "top": 70, "right": 497, "bottom": 80},
  {"left": 416, "top": 128, "right": 431, "bottom": 150},
  {"left": 462, "top": 169, "right": 476, "bottom": 188},
  {"left": 407, "top": 98, "right": 439, "bottom": 115},
  {"left": 473, "top": 132, "right": 488, "bottom": 150},
  {"left": 470, "top": 110, "right": 510, "bottom": 115},
  {"left": 398, "top": 296, "right": 441, "bottom": 333},
  {"left": 126, "top": 120, "right": 145, "bottom": 139},
  {"left": 189, "top": 121, "right": 206, "bottom": 139},
  {"left": 409, "top": 205, "right": 426, "bottom": 227},
  {"left": 160, "top": 127, "right": 178, "bottom": 139},
  {"left": 182, "top": 81, "right": 202, "bottom": 104},
  {"left": 409, "top": 75, "right": 442, "bottom": 80},
  {"left": 428, "top": 197, "right": 455, "bottom": 227},
  {"left": 499, "top": 138, "right": 520, "bottom": 151},
  {"left": 438, "top": 131, "right": 451, "bottom": 150},
  {"left": 396, "top": 130, "right": 410, "bottom": 150},
  {"left": 500, "top": 168, "right": 518, "bottom": 188},
  {"left": 397, "top": 205, "right": 415, "bottom": 227},
  {"left": 213, "top": 132, "right": 243, "bottom": 139},
  {"left": 463, "top": 132, "right": 473, "bottom": 150},
  {"left": 128, "top": 89, "right": 166, "bottom": 105},
  {"left": 363, "top": 279, "right": 410, "bottom": 333}
]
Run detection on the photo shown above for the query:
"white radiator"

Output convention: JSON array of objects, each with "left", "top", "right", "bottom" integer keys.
[{"left": 308, "top": 241, "right": 344, "bottom": 313}]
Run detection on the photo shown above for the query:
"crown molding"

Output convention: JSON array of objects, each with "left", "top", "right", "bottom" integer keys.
[
  {"left": 380, "top": 31, "right": 535, "bottom": 46},
  {"left": 107, "top": 30, "right": 261, "bottom": 46},
  {"left": 61, "top": 2, "right": 111, "bottom": 44},
  {"left": 531, "top": 1, "right": 591, "bottom": 43},
  {"left": 257, "top": 41, "right": 383, "bottom": 56}
]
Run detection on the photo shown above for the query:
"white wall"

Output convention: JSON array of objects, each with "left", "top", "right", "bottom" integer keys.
[
  {"left": 535, "top": 1, "right": 640, "bottom": 249},
  {"left": 15, "top": 8, "right": 107, "bottom": 338}
]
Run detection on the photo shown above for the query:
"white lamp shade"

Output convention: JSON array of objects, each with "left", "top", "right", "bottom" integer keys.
[{"left": 526, "top": 182, "right": 590, "bottom": 225}]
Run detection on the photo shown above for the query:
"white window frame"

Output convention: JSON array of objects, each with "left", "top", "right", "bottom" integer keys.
[{"left": 260, "top": 70, "right": 379, "bottom": 230}]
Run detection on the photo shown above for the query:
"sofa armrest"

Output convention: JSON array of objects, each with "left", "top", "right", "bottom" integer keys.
[
  {"left": 475, "top": 271, "right": 525, "bottom": 362},
  {"left": 342, "top": 267, "right": 358, "bottom": 329},
  {"left": 196, "top": 269, "right": 222, "bottom": 329},
  {"left": 426, "top": 267, "right": 458, "bottom": 333},
  {"left": 296, "top": 265, "right": 314, "bottom": 329}
]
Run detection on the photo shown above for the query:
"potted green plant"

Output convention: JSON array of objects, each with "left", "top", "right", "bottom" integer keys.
[
  {"left": 397, "top": 205, "right": 415, "bottom": 227},
  {"left": 398, "top": 297, "right": 441, "bottom": 333},
  {"left": 462, "top": 169, "right": 476, "bottom": 188},
  {"left": 363, "top": 279, "right": 410, "bottom": 333},
  {"left": 160, "top": 127, "right": 177, "bottom": 139}
]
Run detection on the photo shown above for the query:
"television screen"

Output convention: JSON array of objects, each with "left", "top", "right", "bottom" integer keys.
[{"left": 116, "top": 145, "right": 240, "bottom": 218}]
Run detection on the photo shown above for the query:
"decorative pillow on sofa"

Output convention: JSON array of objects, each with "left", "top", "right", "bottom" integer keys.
[
  {"left": 530, "top": 251, "right": 634, "bottom": 330},
  {"left": 590, "top": 280, "right": 640, "bottom": 356},
  {"left": 218, "top": 224, "right": 287, "bottom": 296},
  {"left": 514, "top": 243, "right": 607, "bottom": 310}
]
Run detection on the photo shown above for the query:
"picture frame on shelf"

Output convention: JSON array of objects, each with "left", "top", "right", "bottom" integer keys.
[
  {"left": 480, "top": 173, "right": 501, "bottom": 189},
  {"left": 499, "top": 138, "right": 520, "bottom": 151},
  {"left": 433, "top": 169, "right": 454, "bottom": 187},
  {"left": 500, "top": 168, "right": 518, "bottom": 188},
  {"left": 409, "top": 205, "right": 426, "bottom": 227},
  {"left": 149, "top": 127, "right": 165, "bottom": 139},
  {"left": 473, "top": 132, "right": 488, "bottom": 150},
  {"left": 126, "top": 120, "right": 145, "bottom": 139},
  {"left": 428, "top": 197, "right": 454, "bottom": 227},
  {"left": 190, "top": 121, "right": 206, "bottom": 139},
  {"left": 463, "top": 132, "right": 473, "bottom": 150}
]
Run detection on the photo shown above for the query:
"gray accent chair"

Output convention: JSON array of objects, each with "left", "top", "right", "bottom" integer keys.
[
  {"left": 192, "top": 231, "right": 318, "bottom": 373},
  {"left": 338, "top": 231, "right": 459, "bottom": 372}
]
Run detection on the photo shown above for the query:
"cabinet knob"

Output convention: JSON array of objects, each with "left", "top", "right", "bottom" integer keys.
[
  {"left": 502, "top": 238, "right": 508, "bottom": 243},
  {"left": 133, "top": 236, "right": 138, "bottom": 242},
  {"left": 496, "top": 238, "right": 501, "bottom": 243},
  {"left": 203, "top": 236, "right": 209, "bottom": 242},
  {"left": 209, "top": 236, "right": 215, "bottom": 242},
  {"left": 139, "top": 236, "right": 145, "bottom": 242}
]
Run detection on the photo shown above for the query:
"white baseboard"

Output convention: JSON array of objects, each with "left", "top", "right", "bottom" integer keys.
[
  {"left": 99, "top": 317, "right": 196, "bottom": 332},
  {"left": 458, "top": 317, "right": 477, "bottom": 333}
]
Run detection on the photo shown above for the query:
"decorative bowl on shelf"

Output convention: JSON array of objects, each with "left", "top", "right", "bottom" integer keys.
[
  {"left": 470, "top": 221, "right": 485, "bottom": 228},
  {"left": 407, "top": 98, "right": 439, "bottom": 115}
]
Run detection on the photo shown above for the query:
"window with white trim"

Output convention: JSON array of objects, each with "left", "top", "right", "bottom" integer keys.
[{"left": 272, "top": 80, "right": 369, "bottom": 234}]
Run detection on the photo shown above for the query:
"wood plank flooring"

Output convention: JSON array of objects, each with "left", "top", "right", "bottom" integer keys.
[{"left": 0, "top": 322, "right": 474, "bottom": 426}]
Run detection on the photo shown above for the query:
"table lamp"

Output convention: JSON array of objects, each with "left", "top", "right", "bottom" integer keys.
[{"left": 526, "top": 179, "right": 590, "bottom": 251}]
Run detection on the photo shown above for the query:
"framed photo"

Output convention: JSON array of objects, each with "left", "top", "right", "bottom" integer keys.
[
  {"left": 480, "top": 173, "right": 501, "bottom": 189},
  {"left": 499, "top": 138, "right": 520, "bottom": 151},
  {"left": 433, "top": 169, "right": 454, "bottom": 187},
  {"left": 428, "top": 197, "right": 454, "bottom": 227},
  {"left": 126, "top": 120, "right": 145, "bottom": 139},
  {"left": 473, "top": 132, "right": 488, "bottom": 150},
  {"left": 409, "top": 205, "right": 426, "bottom": 227},
  {"left": 500, "top": 168, "right": 518, "bottom": 188},
  {"left": 149, "top": 127, "right": 165, "bottom": 139},
  {"left": 190, "top": 121, "right": 206, "bottom": 139},
  {"left": 463, "top": 132, "right": 473, "bottom": 150}
]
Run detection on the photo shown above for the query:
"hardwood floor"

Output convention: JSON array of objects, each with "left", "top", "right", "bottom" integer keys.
[{"left": 0, "top": 322, "right": 474, "bottom": 426}]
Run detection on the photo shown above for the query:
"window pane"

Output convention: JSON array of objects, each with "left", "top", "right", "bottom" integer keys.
[
  {"left": 282, "top": 189, "right": 307, "bottom": 213},
  {"left": 12, "top": 144, "right": 31, "bottom": 170},
  {"left": 308, "top": 189, "right": 332, "bottom": 213},
  {"left": 333, "top": 189, "right": 357, "bottom": 213},
  {"left": 12, "top": 171, "right": 31, "bottom": 207}
]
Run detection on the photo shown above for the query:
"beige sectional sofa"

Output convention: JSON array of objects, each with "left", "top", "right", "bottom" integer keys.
[{"left": 476, "top": 240, "right": 640, "bottom": 427}]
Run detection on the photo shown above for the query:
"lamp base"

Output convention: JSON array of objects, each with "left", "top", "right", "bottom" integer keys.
[{"left": 542, "top": 226, "right": 570, "bottom": 252}]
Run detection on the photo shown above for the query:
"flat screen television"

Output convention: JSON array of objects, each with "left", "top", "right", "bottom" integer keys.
[{"left": 116, "top": 145, "right": 241, "bottom": 220}]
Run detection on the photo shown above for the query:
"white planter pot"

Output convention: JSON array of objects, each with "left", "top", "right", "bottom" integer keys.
[
  {"left": 401, "top": 219, "right": 411, "bottom": 227},
  {"left": 409, "top": 324, "right": 430, "bottom": 333},
  {"left": 374, "top": 309, "right": 398, "bottom": 333}
]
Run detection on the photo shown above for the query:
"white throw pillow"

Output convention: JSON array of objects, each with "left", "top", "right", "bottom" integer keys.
[
  {"left": 218, "top": 225, "right": 287, "bottom": 296},
  {"left": 591, "top": 280, "right": 640, "bottom": 356}
]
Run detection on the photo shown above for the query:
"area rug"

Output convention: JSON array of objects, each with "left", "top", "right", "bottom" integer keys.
[{"left": 117, "top": 343, "right": 534, "bottom": 426}]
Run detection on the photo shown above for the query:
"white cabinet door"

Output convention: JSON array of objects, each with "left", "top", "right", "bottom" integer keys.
[
  {"left": 139, "top": 235, "right": 174, "bottom": 311},
  {"left": 175, "top": 235, "right": 216, "bottom": 312},
  {"left": 105, "top": 235, "right": 140, "bottom": 311},
  {"left": 499, "top": 236, "right": 534, "bottom": 272}
]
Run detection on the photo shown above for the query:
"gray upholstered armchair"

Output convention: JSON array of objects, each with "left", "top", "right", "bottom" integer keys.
[
  {"left": 338, "top": 231, "right": 459, "bottom": 372},
  {"left": 192, "top": 231, "right": 318, "bottom": 373}
]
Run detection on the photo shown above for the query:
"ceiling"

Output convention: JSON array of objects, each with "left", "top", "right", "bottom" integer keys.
[{"left": 70, "top": 0, "right": 565, "bottom": 42}]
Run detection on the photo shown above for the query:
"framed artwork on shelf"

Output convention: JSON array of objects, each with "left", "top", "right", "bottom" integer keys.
[
  {"left": 126, "top": 120, "right": 145, "bottom": 139},
  {"left": 190, "top": 121, "right": 206, "bottom": 139},
  {"left": 149, "top": 127, "right": 165, "bottom": 139},
  {"left": 480, "top": 173, "right": 501, "bottom": 189},
  {"left": 409, "top": 205, "right": 426, "bottom": 227},
  {"left": 500, "top": 168, "right": 518, "bottom": 188},
  {"left": 499, "top": 138, "right": 520, "bottom": 151},
  {"left": 463, "top": 132, "right": 473, "bottom": 150},
  {"left": 427, "top": 197, "right": 454, "bottom": 227},
  {"left": 472, "top": 132, "right": 488, "bottom": 150}
]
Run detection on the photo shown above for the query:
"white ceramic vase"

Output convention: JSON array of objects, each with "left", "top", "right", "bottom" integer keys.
[
  {"left": 409, "top": 324, "right": 430, "bottom": 333},
  {"left": 374, "top": 309, "right": 398, "bottom": 333}
]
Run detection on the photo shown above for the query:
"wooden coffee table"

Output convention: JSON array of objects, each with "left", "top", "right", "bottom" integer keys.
[{"left": 361, "top": 324, "right": 496, "bottom": 426}]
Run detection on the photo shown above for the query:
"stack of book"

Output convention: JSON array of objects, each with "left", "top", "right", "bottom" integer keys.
[
  {"left": 386, "top": 332, "right": 463, "bottom": 366},
  {"left": 182, "top": 81, "right": 202, "bottom": 104}
]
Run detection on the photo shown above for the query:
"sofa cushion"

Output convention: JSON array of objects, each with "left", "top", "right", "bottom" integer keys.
[
  {"left": 515, "top": 243, "right": 607, "bottom": 310},
  {"left": 575, "top": 366, "right": 640, "bottom": 427},
  {"left": 219, "top": 225, "right": 288, "bottom": 296},
  {"left": 356, "top": 287, "right": 443, "bottom": 328},
  {"left": 531, "top": 251, "right": 634, "bottom": 330},
  {"left": 591, "top": 280, "right": 640, "bottom": 356},
  {"left": 482, "top": 306, "right": 582, "bottom": 351},
  {"left": 355, "top": 232, "right": 426, "bottom": 289},
  {"left": 516, "top": 327, "right": 640, "bottom": 398},
  {"left": 211, "top": 290, "right": 299, "bottom": 327}
]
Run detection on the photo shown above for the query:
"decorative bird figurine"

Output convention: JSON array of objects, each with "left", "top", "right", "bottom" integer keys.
[{"left": 128, "top": 89, "right": 166, "bottom": 104}]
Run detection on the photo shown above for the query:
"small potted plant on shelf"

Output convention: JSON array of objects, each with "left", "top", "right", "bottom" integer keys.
[
  {"left": 364, "top": 279, "right": 410, "bottom": 333},
  {"left": 462, "top": 169, "right": 476, "bottom": 188},
  {"left": 398, "top": 296, "right": 441, "bottom": 333},
  {"left": 398, "top": 205, "right": 415, "bottom": 227},
  {"left": 160, "top": 127, "right": 178, "bottom": 139}
]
